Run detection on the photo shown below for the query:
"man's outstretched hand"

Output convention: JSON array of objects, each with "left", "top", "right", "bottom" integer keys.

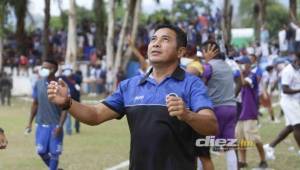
[{"left": 47, "top": 79, "right": 69, "bottom": 106}]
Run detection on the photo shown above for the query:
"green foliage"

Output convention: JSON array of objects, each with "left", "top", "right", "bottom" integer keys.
[
  {"left": 75, "top": 5, "right": 96, "bottom": 25},
  {"left": 239, "top": 0, "right": 289, "bottom": 38},
  {"left": 239, "top": 0, "right": 254, "bottom": 27},
  {"left": 50, "top": 16, "right": 63, "bottom": 30},
  {"left": 147, "top": 9, "right": 171, "bottom": 24},
  {"left": 172, "top": 0, "right": 204, "bottom": 21},
  {"left": 115, "top": 2, "right": 126, "bottom": 22},
  {"left": 266, "top": 2, "right": 288, "bottom": 38}
]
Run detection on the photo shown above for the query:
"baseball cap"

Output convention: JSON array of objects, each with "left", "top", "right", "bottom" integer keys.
[{"left": 235, "top": 56, "right": 251, "bottom": 64}]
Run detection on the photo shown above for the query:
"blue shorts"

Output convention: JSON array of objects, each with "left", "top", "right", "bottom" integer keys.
[{"left": 35, "top": 124, "right": 64, "bottom": 155}]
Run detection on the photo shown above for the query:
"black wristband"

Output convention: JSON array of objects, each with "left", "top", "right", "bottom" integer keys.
[{"left": 0, "top": 127, "right": 4, "bottom": 133}]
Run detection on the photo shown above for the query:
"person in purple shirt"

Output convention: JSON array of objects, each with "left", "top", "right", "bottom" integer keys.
[{"left": 235, "top": 56, "right": 268, "bottom": 169}]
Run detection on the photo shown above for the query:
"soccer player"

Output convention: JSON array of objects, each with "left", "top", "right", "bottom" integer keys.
[
  {"left": 26, "top": 59, "right": 67, "bottom": 170},
  {"left": 47, "top": 24, "right": 218, "bottom": 170}
]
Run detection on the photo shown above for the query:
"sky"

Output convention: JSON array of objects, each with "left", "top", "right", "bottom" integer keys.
[
  {"left": 28, "top": 0, "right": 174, "bottom": 16},
  {"left": 28, "top": 0, "right": 289, "bottom": 17}
]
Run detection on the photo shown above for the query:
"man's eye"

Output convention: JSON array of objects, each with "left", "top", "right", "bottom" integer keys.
[
  {"left": 151, "top": 37, "right": 156, "bottom": 41},
  {"left": 163, "top": 38, "right": 169, "bottom": 41}
]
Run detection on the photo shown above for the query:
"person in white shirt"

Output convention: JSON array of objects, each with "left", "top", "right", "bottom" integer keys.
[{"left": 264, "top": 54, "right": 300, "bottom": 159}]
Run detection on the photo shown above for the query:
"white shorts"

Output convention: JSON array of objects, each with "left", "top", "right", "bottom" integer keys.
[{"left": 280, "top": 97, "right": 300, "bottom": 126}]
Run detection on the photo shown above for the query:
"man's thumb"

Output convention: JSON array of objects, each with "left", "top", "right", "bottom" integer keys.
[{"left": 58, "top": 78, "right": 67, "bottom": 87}]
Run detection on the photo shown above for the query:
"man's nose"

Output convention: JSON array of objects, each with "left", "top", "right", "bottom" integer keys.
[{"left": 152, "top": 39, "right": 161, "bottom": 48}]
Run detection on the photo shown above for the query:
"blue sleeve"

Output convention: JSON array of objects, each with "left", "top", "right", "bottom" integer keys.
[
  {"left": 102, "top": 82, "right": 126, "bottom": 119},
  {"left": 256, "top": 68, "right": 263, "bottom": 78},
  {"left": 189, "top": 79, "right": 213, "bottom": 112},
  {"left": 233, "top": 70, "right": 240, "bottom": 78},
  {"left": 32, "top": 83, "right": 38, "bottom": 101}
]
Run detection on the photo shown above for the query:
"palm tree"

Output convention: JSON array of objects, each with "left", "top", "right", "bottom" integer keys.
[
  {"left": 42, "top": 0, "right": 51, "bottom": 60},
  {"left": 65, "top": 0, "right": 77, "bottom": 67}
]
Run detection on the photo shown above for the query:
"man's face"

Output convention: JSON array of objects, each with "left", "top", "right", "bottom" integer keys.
[
  {"left": 250, "top": 55, "right": 256, "bottom": 64},
  {"left": 240, "top": 63, "right": 251, "bottom": 73},
  {"left": 41, "top": 62, "right": 57, "bottom": 76},
  {"left": 295, "top": 58, "right": 300, "bottom": 70},
  {"left": 147, "top": 28, "right": 183, "bottom": 65}
]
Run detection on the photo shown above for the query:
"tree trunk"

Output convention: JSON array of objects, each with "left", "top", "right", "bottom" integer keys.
[
  {"left": 42, "top": 0, "right": 50, "bottom": 60},
  {"left": 65, "top": 0, "right": 77, "bottom": 67},
  {"left": 114, "top": 0, "right": 130, "bottom": 75},
  {"left": 254, "top": 0, "right": 267, "bottom": 41},
  {"left": 0, "top": 2, "right": 5, "bottom": 72},
  {"left": 289, "top": 0, "right": 297, "bottom": 22},
  {"left": 15, "top": 0, "right": 28, "bottom": 55},
  {"left": 0, "top": 37, "right": 3, "bottom": 72},
  {"left": 122, "top": 0, "right": 141, "bottom": 70},
  {"left": 105, "top": 0, "right": 115, "bottom": 93},
  {"left": 222, "top": 0, "right": 232, "bottom": 49},
  {"left": 94, "top": 0, "right": 106, "bottom": 54}
]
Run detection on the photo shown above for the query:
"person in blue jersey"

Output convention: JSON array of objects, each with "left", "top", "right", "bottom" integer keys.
[
  {"left": 47, "top": 24, "right": 218, "bottom": 170},
  {"left": 26, "top": 59, "right": 67, "bottom": 170}
]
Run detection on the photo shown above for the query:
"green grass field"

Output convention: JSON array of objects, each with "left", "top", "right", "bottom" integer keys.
[{"left": 0, "top": 97, "right": 299, "bottom": 170}]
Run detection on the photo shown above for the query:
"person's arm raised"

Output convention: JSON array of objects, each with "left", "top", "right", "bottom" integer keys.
[{"left": 47, "top": 79, "right": 119, "bottom": 126}]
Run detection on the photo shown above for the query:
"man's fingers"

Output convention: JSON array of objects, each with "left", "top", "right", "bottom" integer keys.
[
  {"left": 166, "top": 96, "right": 181, "bottom": 102},
  {"left": 167, "top": 101, "right": 181, "bottom": 108},
  {"left": 168, "top": 105, "right": 184, "bottom": 112},
  {"left": 48, "top": 94, "right": 56, "bottom": 100},
  {"left": 47, "top": 88, "right": 57, "bottom": 94},
  {"left": 169, "top": 110, "right": 182, "bottom": 117},
  {"left": 58, "top": 78, "right": 67, "bottom": 88}
]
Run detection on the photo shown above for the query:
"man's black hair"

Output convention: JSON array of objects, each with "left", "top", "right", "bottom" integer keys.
[
  {"left": 296, "top": 52, "right": 300, "bottom": 60},
  {"left": 201, "top": 41, "right": 223, "bottom": 60},
  {"left": 154, "top": 24, "right": 187, "bottom": 48},
  {"left": 44, "top": 58, "right": 58, "bottom": 70}
]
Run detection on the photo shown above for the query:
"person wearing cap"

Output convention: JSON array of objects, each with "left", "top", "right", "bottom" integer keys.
[
  {"left": 61, "top": 65, "right": 82, "bottom": 134},
  {"left": 26, "top": 59, "right": 67, "bottom": 170},
  {"left": 0, "top": 127, "right": 8, "bottom": 149},
  {"left": 47, "top": 24, "right": 218, "bottom": 170},
  {"left": 200, "top": 41, "right": 238, "bottom": 170},
  {"left": 235, "top": 55, "right": 268, "bottom": 168}
]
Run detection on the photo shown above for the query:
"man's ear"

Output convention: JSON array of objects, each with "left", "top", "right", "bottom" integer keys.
[{"left": 177, "top": 47, "right": 187, "bottom": 59}]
